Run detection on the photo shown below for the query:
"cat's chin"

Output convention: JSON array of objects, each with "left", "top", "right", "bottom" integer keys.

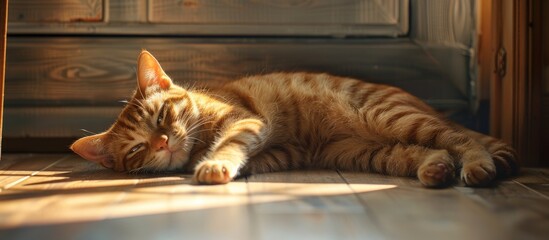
[
  {"left": 156, "top": 137, "right": 195, "bottom": 171},
  {"left": 157, "top": 149, "right": 190, "bottom": 171}
]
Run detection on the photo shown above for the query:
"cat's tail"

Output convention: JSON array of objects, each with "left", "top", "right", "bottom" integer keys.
[{"left": 459, "top": 127, "right": 520, "bottom": 178}]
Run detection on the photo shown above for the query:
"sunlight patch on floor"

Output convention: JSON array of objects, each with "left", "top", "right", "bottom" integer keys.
[{"left": 0, "top": 180, "right": 396, "bottom": 228}]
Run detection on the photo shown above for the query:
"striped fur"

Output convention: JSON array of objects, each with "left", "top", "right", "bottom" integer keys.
[{"left": 71, "top": 51, "right": 519, "bottom": 187}]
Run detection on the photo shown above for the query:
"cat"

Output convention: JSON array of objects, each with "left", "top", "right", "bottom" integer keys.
[{"left": 71, "top": 50, "right": 519, "bottom": 187}]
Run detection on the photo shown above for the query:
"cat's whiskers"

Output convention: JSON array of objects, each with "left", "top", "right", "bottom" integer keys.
[
  {"left": 80, "top": 129, "right": 98, "bottom": 136},
  {"left": 191, "top": 87, "right": 229, "bottom": 103},
  {"left": 180, "top": 119, "right": 213, "bottom": 141},
  {"left": 186, "top": 116, "right": 215, "bottom": 133},
  {"left": 200, "top": 90, "right": 229, "bottom": 102},
  {"left": 134, "top": 99, "right": 148, "bottom": 111},
  {"left": 128, "top": 160, "right": 156, "bottom": 174},
  {"left": 107, "top": 130, "right": 129, "bottom": 139},
  {"left": 186, "top": 120, "right": 208, "bottom": 133},
  {"left": 186, "top": 125, "right": 213, "bottom": 141},
  {"left": 121, "top": 99, "right": 148, "bottom": 114},
  {"left": 153, "top": 155, "right": 170, "bottom": 170},
  {"left": 128, "top": 166, "right": 146, "bottom": 174},
  {"left": 188, "top": 128, "right": 212, "bottom": 137},
  {"left": 140, "top": 156, "right": 159, "bottom": 172},
  {"left": 186, "top": 136, "right": 205, "bottom": 144},
  {"left": 178, "top": 114, "right": 193, "bottom": 126},
  {"left": 184, "top": 82, "right": 199, "bottom": 92}
]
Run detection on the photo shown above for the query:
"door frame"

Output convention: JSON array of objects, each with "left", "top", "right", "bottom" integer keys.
[
  {"left": 482, "top": 0, "right": 542, "bottom": 167},
  {"left": 0, "top": 0, "right": 8, "bottom": 157}
]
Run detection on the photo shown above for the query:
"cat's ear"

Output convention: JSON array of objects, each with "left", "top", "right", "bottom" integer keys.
[
  {"left": 70, "top": 132, "right": 115, "bottom": 169},
  {"left": 137, "top": 50, "right": 172, "bottom": 96}
]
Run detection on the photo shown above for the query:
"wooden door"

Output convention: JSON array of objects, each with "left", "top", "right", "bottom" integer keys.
[{"left": 486, "top": 0, "right": 546, "bottom": 167}]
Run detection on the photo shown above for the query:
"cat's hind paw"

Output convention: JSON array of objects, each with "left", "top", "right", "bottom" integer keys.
[
  {"left": 193, "top": 160, "right": 238, "bottom": 185},
  {"left": 418, "top": 150, "right": 455, "bottom": 187},
  {"left": 461, "top": 159, "right": 496, "bottom": 187}
]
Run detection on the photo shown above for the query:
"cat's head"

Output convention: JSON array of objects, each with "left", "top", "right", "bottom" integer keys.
[{"left": 71, "top": 50, "right": 200, "bottom": 173}]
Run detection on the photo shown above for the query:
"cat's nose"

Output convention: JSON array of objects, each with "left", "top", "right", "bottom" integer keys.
[{"left": 152, "top": 134, "right": 169, "bottom": 151}]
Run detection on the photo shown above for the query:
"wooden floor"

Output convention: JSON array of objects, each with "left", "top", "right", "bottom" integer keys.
[{"left": 0, "top": 154, "right": 547, "bottom": 240}]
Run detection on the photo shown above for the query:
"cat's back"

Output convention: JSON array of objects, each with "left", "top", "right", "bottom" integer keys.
[
  {"left": 225, "top": 72, "right": 367, "bottom": 101},
  {"left": 215, "top": 72, "right": 433, "bottom": 120},
  {"left": 212, "top": 72, "right": 386, "bottom": 120},
  {"left": 206, "top": 72, "right": 434, "bottom": 145}
]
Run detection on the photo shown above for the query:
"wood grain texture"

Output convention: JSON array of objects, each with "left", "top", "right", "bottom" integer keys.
[
  {"left": 5, "top": 164, "right": 245, "bottom": 232},
  {"left": 5, "top": 37, "right": 467, "bottom": 107},
  {"left": 7, "top": 0, "right": 407, "bottom": 36},
  {"left": 411, "top": 0, "right": 473, "bottom": 46},
  {"left": 3, "top": 106, "right": 122, "bottom": 137},
  {"left": 0, "top": 154, "right": 68, "bottom": 191},
  {"left": 513, "top": 168, "right": 549, "bottom": 198},
  {"left": 0, "top": 155, "right": 101, "bottom": 227},
  {"left": 246, "top": 171, "right": 386, "bottom": 239},
  {"left": 7, "top": 21, "right": 408, "bottom": 37},
  {"left": 150, "top": 0, "right": 400, "bottom": 24},
  {"left": 109, "top": 0, "right": 147, "bottom": 22},
  {"left": 8, "top": 0, "right": 103, "bottom": 22},
  {"left": 455, "top": 181, "right": 549, "bottom": 239},
  {"left": 340, "top": 171, "right": 512, "bottom": 240},
  {"left": 0, "top": 154, "right": 548, "bottom": 239}
]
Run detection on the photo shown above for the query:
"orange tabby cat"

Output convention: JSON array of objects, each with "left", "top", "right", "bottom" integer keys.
[{"left": 71, "top": 50, "right": 519, "bottom": 187}]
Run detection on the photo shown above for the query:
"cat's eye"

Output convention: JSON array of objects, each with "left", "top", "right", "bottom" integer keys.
[
  {"left": 157, "top": 103, "right": 166, "bottom": 125},
  {"left": 157, "top": 112, "right": 164, "bottom": 125},
  {"left": 129, "top": 143, "right": 143, "bottom": 154}
]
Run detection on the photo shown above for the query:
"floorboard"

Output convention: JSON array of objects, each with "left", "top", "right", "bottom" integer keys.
[
  {"left": 0, "top": 154, "right": 67, "bottom": 189},
  {"left": 513, "top": 168, "right": 549, "bottom": 198},
  {"left": 0, "top": 154, "right": 547, "bottom": 240},
  {"left": 455, "top": 169, "right": 549, "bottom": 240},
  {"left": 340, "top": 171, "right": 511, "bottom": 240},
  {"left": 246, "top": 171, "right": 387, "bottom": 240}
]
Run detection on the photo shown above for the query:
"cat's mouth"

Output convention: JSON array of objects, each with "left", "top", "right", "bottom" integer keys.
[
  {"left": 158, "top": 138, "right": 193, "bottom": 171},
  {"left": 159, "top": 147, "right": 178, "bottom": 163}
]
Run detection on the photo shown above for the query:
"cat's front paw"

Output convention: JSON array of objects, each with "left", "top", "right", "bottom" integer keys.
[
  {"left": 193, "top": 160, "right": 238, "bottom": 185},
  {"left": 461, "top": 157, "right": 496, "bottom": 187}
]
